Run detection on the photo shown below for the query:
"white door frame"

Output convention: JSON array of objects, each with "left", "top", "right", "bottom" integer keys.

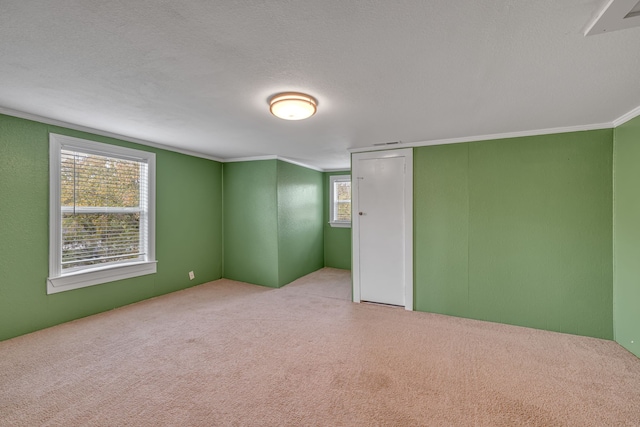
[{"left": 352, "top": 148, "right": 413, "bottom": 311}]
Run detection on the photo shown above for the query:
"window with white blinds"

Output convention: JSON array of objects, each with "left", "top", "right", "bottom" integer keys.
[
  {"left": 329, "top": 175, "right": 351, "bottom": 228},
  {"left": 48, "top": 134, "right": 156, "bottom": 294}
]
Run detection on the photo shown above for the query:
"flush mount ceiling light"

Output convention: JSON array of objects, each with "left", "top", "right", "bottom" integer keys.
[{"left": 269, "top": 92, "right": 317, "bottom": 120}]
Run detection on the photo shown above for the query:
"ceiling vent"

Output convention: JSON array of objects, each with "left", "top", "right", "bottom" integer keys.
[{"left": 585, "top": 0, "right": 640, "bottom": 35}]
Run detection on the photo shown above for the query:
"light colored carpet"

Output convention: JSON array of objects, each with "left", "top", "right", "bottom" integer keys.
[{"left": 1, "top": 267, "right": 639, "bottom": 426}]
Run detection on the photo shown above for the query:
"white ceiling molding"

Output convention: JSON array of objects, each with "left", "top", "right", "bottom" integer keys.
[
  {"left": 584, "top": 0, "right": 640, "bottom": 35},
  {"left": 224, "top": 155, "right": 323, "bottom": 172},
  {"left": 4, "top": 101, "right": 640, "bottom": 172},
  {"left": 613, "top": 104, "right": 640, "bottom": 127},
  {"left": 349, "top": 122, "right": 613, "bottom": 154},
  {"left": 224, "top": 155, "right": 279, "bottom": 163},
  {"left": 0, "top": 106, "right": 325, "bottom": 171},
  {"left": 0, "top": 106, "right": 225, "bottom": 162},
  {"left": 277, "top": 157, "right": 324, "bottom": 172},
  {"left": 323, "top": 168, "right": 352, "bottom": 173}
]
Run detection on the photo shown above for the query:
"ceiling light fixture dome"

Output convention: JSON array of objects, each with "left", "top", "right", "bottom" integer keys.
[{"left": 269, "top": 92, "right": 317, "bottom": 120}]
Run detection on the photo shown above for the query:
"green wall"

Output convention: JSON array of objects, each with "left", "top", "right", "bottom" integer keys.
[
  {"left": 613, "top": 115, "right": 640, "bottom": 357},
  {"left": 277, "top": 161, "right": 324, "bottom": 285},
  {"left": 415, "top": 130, "right": 614, "bottom": 339},
  {"left": 223, "top": 160, "right": 279, "bottom": 287},
  {"left": 3, "top": 109, "right": 632, "bottom": 347},
  {"left": 414, "top": 144, "right": 469, "bottom": 317},
  {"left": 0, "top": 114, "right": 223, "bottom": 341},
  {"left": 223, "top": 160, "right": 324, "bottom": 288},
  {"left": 323, "top": 171, "right": 352, "bottom": 270}
]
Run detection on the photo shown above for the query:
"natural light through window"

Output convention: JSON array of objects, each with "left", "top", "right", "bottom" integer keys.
[
  {"left": 329, "top": 175, "right": 351, "bottom": 228},
  {"left": 48, "top": 134, "right": 156, "bottom": 294}
]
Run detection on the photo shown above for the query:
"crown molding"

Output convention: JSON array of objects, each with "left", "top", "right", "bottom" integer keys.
[
  {"left": 7, "top": 103, "right": 639, "bottom": 171},
  {"left": 0, "top": 107, "right": 334, "bottom": 171},
  {"left": 277, "top": 157, "right": 324, "bottom": 172},
  {"left": 349, "top": 122, "right": 614, "bottom": 153},
  {"left": 323, "top": 168, "right": 352, "bottom": 173},
  {"left": 224, "top": 155, "right": 324, "bottom": 172},
  {"left": 224, "top": 155, "right": 278, "bottom": 163},
  {"left": 613, "top": 104, "right": 640, "bottom": 127},
  {"left": 0, "top": 107, "right": 226, "bottom": 162},
  {"left": 583, "top": 0, "right": 640, "bottom": 36}
]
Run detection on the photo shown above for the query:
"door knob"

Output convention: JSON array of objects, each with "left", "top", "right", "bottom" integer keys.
[{"left": 359, "top": 212, "right": 364, "bottom": 216}]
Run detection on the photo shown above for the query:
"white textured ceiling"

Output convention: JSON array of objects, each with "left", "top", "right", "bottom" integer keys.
[{"left": 1, "top": 0, "right": 639, "bottom": 170}]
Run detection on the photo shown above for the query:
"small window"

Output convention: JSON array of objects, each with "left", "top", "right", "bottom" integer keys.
[
  {"left": 48, "top": 134, "right": 156, "bottom": 294},
  {"left": 329, "top": 175, "right": 351, "bottom": 228}
]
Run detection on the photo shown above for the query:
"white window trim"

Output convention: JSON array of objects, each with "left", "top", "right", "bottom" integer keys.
[
  {"left": 329, "top": 174, "right": 351, "bottom": 228},
  {"left": 47, "top": 134, "right": 157, "bottom": 294}
]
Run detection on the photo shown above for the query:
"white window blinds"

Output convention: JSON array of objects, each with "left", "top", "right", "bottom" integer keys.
[
  {"left": 60, "top": 149, "right": 149, "bottom": 271},
  {"left": 48, "top": 134, "right": 156, "bottom": 294},
  {"left": 329, "top": 175, "right": 351, "bottom": 227}
]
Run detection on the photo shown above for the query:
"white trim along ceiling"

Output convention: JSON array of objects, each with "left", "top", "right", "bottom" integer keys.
[
  {"left": 2, "top": 105, "right": 637, "bottom": 173},
  {"left": 584, "top": 0, "right": 640, "bottom": 35}
]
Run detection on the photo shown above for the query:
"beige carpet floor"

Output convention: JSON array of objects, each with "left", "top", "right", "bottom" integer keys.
[{"left": 1, "top": 268, "right": 639, "bottom": 426}]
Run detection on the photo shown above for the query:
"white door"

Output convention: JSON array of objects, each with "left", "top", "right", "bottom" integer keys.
[{"left": 352, "top": 149, "right": 413, "bottom": 309}]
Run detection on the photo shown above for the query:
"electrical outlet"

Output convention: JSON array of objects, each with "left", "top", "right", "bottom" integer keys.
[{"left": 188, "top": 271, "right": 195, "bottom": 280}]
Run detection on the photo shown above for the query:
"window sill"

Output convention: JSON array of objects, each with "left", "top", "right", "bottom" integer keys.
[
  {"left": 329, "top": 222, "right": 351, "bottom": 228},
  {"left": 47, "top": 261, "right": 157, "bottom": 294}
]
